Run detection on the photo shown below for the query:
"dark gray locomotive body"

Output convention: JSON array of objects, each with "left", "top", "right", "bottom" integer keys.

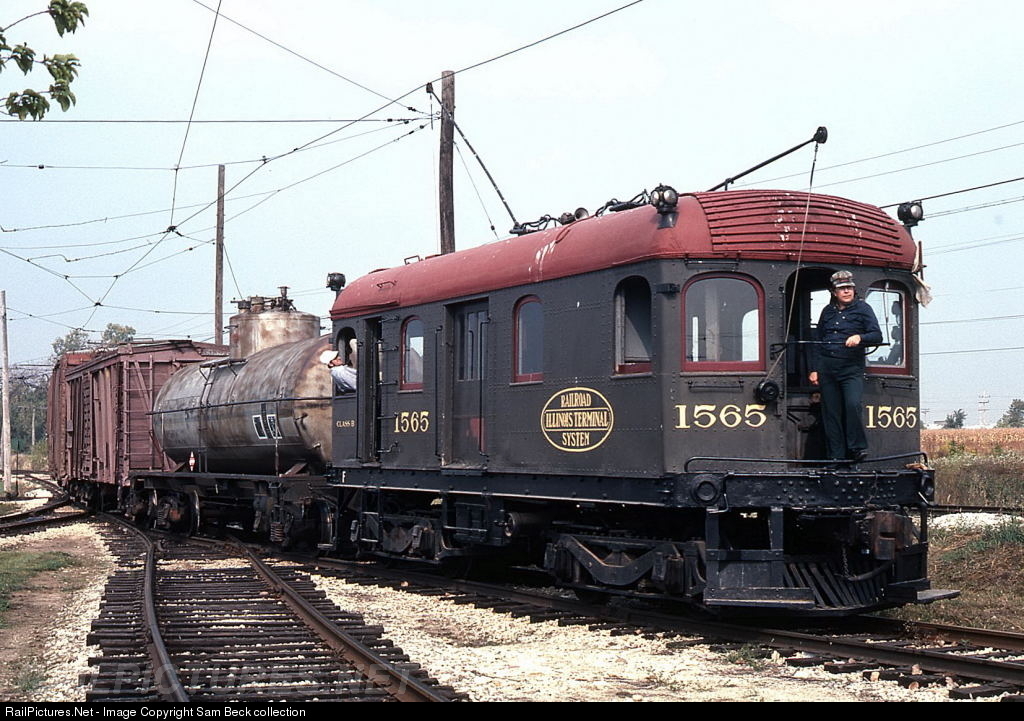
[{"left": 327, "top": 189, "right": 953, "bottom": 614}]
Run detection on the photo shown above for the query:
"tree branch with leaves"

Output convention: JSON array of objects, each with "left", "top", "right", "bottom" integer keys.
[{"left": 1, "top": 1, "right": 88, "bottom": 120}]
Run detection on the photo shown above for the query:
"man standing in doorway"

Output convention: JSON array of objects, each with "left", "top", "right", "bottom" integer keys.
[{"left": 808, "top": 271, "right": 882, "bottom": 462}]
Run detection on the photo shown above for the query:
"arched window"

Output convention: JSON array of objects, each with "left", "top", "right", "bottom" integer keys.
[
  {"left": 514, "top": 296, "right": 543, "bottom": 382},
  {"left": 615, "top": 277, "right": 653, "bottom": 374},
  {"left": 865, "top": 281, "right": 909, "bottom": 373},
  {"left": 683, "top": 275, "right": 764, "bottom": 371},
  {"left": 401, "top": 317, "right": 424, "bottom": 390}
]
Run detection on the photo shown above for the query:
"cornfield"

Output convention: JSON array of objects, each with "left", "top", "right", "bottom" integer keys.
[
  {"left": 921, "top": 429, "right": 1024, "bottom": 507},
  {"left": 922, "top": 428, "right": 1024, "bottom": 458}
]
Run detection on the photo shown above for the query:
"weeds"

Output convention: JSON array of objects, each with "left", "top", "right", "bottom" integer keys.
[
  {"left": 941, "top": 520, "right": 1024, "bottom": 563},
  {"left": 723, "top": 644, "right": 771, "bottom": 670},
  {"left": 11, "top": 661, "right": 48, "bottom": 695},
  {"left": 931, "top": 452, "right": 1024, "bottom": 506}
]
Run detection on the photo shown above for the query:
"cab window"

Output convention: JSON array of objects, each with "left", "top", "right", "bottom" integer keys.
[
  {"left": 401, "top": 317, "right": 424, "bottom": 390},
  {"left": 615, "top": 277, "right": 652, "bottom": 374},
  {"left": 683, "top": 275, "right": 764, "bottom": 371},
  {"left": 865, "top": 282, "right": 908, "bottom": 372},
  {"left": 514, "top": 296, "right": 543, "bottom": 382}
]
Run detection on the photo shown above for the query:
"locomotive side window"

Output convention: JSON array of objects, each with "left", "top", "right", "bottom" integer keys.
[
  {"left": 865, "top": 282, "right": 908, "bottom": 371},
  {"left": 401, "top": 317, "right": 424, "bottom": 390},
  {"left": 514, "top": 296, "right": 543, "bottom": 382},
  {"left": 683, "top": 275, "right": 764, "bottom": 371},
  {"left": 615, "top": 277, "right": 652, "bottom": 374}
]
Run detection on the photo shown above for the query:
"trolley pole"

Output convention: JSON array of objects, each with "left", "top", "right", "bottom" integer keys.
[
  {"left": 438, "top": 70, "right": 455, "bottom": 254},
  {"left": 1, "top": 290, "right": 13, "bottom": 497},
  {"left": 215, "top": 164, "right": 225, "bottom": 345}
]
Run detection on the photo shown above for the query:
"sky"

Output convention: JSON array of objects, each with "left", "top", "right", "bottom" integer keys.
[{"left": 1, "top": 0, "right": 1023, "bottom": 427}]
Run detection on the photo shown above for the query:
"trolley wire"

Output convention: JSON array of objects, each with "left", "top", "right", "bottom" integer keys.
[
  {"left": 8, "top": 1, "right": 649, "bottom": 338},
  {"left": 189, "top": 0, "right": 428, "bottom": 115},
  {"left": 739, "top": 118, "right": 1024, "bottom": 187},
  {"left": 0, "top": 116, "right": 420, "bottom": 177},
  {"left": 880, "top": 175, "right": 1024, "bottom": 209},
  {"left": 170, "top": 0, "right": 224, "bottom": 228},
  {"left": 809, "top": 141, "right": 1024, "bottom": 191}
]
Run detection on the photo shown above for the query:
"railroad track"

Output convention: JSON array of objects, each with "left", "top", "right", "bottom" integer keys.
[
  {"left": 85, "top": 518, "right": 462, "bottom": 702},
  {"left": 0, "top": 495, "right": 91, "bottom": 534},
  {"left": 931, "top": 504, "right": 1024, "bottom": 516},
  {"left": 294, "top": 555, "right": 1024, "bottom": 701}
]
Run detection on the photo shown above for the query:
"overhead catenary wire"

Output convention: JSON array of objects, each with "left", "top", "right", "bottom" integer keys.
[
  {"left": 0, "top": 123, "right": 428, "bottom": 289},
  {"left": 738, "top": 118, "right": 1024, "bottom": 187},
  {"left": 0, "top": 117, "right": 421, "bottom": 177},
  {"left": 170, "top": 0, "right": 224, "bottom": 229},
  {"left": 188, "top": 0, "right": 429, "bottom": 115},
  {"left": 0, "top": 117, "right": 423, "bottom": 125},
  {"left": 9, "top": 1, "right": 650, "bottom": 347},
  {"left": 922, "top": 346, "right": 1024, "bottom": 356},
  {"left": 808, "top": 141, "right": 1024, "bottom": 192},
  {"left": 880, "top": 175, "right": 1024, "bottom": 209},
  {"left": 7, "top": 1, "right": 648, "bottom": 243}
]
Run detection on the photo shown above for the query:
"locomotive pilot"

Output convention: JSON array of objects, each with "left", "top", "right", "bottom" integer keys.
[{"left": 808, "top": 271, "right": 882, "bottom": 462}]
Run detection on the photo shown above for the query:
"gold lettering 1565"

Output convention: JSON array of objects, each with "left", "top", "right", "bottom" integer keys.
[
  {"left": 393, "top": 410, "right": 431, "bottom": 434},
  {"left": 674, "top": 404, "right": 768, "bottom": 429},
  {"left": 865, "top": 405, "right": 918, "bottom": 429}
]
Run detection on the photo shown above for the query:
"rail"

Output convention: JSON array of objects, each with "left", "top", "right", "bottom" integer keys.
[
  {"left": 100, "top": 513, "right": 191, "bottom": 702},
  {"left": 232, "top": 541, "right": 452, "bottom": 702}
]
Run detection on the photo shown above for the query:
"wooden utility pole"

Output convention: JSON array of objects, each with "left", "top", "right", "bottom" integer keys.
[
  {"left": 215, "top": 164, "right": 225, "bottom": 344},
  {"left": 1, "top": 290, "right": 12, "bottom": 496},
  {"left": 438, "top": 70, "right": 456, "bottom": 254}
]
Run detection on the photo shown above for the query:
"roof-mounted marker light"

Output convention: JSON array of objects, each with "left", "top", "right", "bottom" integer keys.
[
  {"left": 650, "top": 184, "right": 679, "bottom": 229},
  {"left": 897, "top": 201, "right": 924, "bottom": 228},
  {"left": 650, "top": 184, "right": 679, "bottom": 214}
]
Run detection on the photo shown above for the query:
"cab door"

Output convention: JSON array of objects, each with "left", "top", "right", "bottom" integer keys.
[{"left": 448, "top": 301, "right": 488, "bottom": 467}]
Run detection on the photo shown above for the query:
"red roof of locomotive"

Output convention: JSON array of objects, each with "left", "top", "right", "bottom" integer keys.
[{"left": 331, "top": 189, "right": 915, "bottom": 319}]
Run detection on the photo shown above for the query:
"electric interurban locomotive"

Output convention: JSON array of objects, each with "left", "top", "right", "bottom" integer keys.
[{"left": 48, "top": 185, "right": 955, "bottom": 615}]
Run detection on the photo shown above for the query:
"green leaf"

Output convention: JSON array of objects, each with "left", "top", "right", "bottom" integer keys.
[
  {"left": 5, "top": 90, "right": 49, "bottom": 120},
  {"left": 11, "top": 44, "right": 35, "bottom": 74},
  {"left": 49, "top": 1, "right": 89, "bottom": 37},
  {"left": 50, "top": 82, "right": 75, "bottom": 111}
]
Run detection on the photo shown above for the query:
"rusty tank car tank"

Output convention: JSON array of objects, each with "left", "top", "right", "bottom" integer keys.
[{"left": 152, "top": 290, "right": 333, "bottom": 475}]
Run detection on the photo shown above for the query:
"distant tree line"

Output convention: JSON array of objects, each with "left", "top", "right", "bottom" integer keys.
[
  {"left": 939, "top": 401, "right": 1024, "bottom": 429},
  {"left": 997, "top": 399, "right": 1024, "bottom": 428}
]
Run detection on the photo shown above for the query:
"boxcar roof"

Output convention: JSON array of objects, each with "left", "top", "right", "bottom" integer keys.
[
  {"left": 331, "top": 189, "right": 915, "bottom": 319},
  {"left": 55, "top": 340, "right": 227, "bottom": 378}
]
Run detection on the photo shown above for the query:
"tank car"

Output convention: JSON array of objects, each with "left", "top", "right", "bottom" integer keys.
[
  {"left": 141, "top": 292, "right": 334, "bottom": 540},
  {"left": 325, "top": 187, "right": 956, "bottom": 615},
  {"left": 48, "top": 292, "right": 337, "bottom": 544}
]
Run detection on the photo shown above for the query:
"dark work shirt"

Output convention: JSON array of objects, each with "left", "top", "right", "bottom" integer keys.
[{"left": 811, "top": 298, "right": 883, "bottom": 368}]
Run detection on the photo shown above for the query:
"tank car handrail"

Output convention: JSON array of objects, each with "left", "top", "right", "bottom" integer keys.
[
  {"left": 148, "top": 394, "right": 333, "bottom": 414},
  {"left": 683, "top": 451, "right": 928, "bottom": 472},
  {"left": 198, "top": 356, "right": 247, "bottom": 368}
]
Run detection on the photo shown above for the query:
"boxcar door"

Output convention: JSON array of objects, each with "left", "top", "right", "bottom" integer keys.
[{"left": 449, "top": 301, "right": 489, "bottom": 467}]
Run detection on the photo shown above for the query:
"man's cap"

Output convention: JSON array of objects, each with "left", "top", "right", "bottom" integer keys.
[
  {"left": 830, "top": 270, "right": 855, "bottom": 289},
  {"left": 319, "top": 349, "right": 340, "bottom": 365}
]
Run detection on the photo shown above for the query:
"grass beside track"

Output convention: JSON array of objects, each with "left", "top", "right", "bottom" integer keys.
[
  {"left": 0, "top": 552, "right": 76, "bottom": 626},
  {"left": 883, "top": 442, "right": 1024, "bottom": 630}
]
